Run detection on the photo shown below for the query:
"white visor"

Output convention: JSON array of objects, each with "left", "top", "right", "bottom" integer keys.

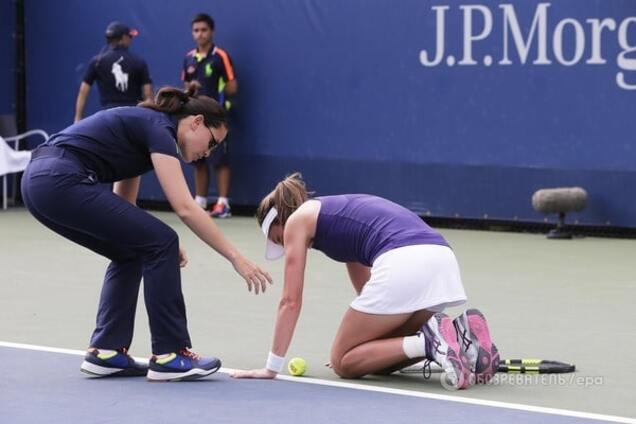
[{"left": 261, "top": 207, "right": 285, "bottom": 260}]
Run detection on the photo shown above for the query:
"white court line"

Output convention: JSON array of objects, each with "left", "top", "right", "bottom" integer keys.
[{"left": 1, "top": 341, "right": 634, "bottom": 424}]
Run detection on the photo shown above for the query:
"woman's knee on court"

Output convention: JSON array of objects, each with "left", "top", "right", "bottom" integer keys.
[
  {"left": 329, "top": 351, "right": 346, "bottom": 378},
  {"left": 330, "top": 351, "right": 363, "bottom": 379}
]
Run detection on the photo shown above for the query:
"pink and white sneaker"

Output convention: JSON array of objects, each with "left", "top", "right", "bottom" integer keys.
[
  {"left": 420, "top": 313, "right": 471, "bottom": 390},
  {"left": 453, "top": 308, "right": 500, "bottom": 384},
  {"left": 209, "top": 202, "right": 231, "bottom": 218}
]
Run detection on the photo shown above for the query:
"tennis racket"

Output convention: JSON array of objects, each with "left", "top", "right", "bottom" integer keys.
[
  {"left": 399, "top": 358, "right": 575, "bottom": 375},
  {"left": 497, "top": 359, "right": 575, "bottom": 374}
]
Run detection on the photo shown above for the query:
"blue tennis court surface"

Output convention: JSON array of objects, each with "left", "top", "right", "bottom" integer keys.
[{"left": 1, "top": 344, "right": 631, "bottom": 424}]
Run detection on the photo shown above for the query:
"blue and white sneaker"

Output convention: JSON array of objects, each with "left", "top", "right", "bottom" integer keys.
[
  {"left": 147, "top": 349, "right": 222, "bottom": 382},
  {"left": 80, "top": 348, "right": 148, "bottom": 377}
]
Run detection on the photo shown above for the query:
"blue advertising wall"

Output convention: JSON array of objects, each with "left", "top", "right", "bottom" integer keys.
[
  {"left": 0, "top": 0, "right": 14, "bottom": 116},
  {"left": 21, "top": 0, "right": 636, "bottom": 227}
]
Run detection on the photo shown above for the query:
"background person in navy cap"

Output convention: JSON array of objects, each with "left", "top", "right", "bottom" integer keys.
[{"left": 74, "top": 22, "right": 154, "bottom": 122}]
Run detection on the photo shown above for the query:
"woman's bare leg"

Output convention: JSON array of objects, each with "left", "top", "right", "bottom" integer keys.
[
  {"left": 370, "top": 311, "right": 440, "bottom": 375},
  {"left": 330, "top": 308, "right": 434, "bottom": 378}
]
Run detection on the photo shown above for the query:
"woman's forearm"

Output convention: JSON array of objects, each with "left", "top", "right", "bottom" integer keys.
[
  {"left": 271, "top": 298, "right": 302, "bottom": 357},
  {"left": 180, "top": 204, "right": 240, "bottom": 262}
]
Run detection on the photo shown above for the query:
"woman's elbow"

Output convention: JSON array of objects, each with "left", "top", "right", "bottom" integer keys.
[
  {"left": 173, "top": 202, "right": 195, "bottom": 220},
  {"left": 279, "top": 297, "right": 302, "bottom": 312}
]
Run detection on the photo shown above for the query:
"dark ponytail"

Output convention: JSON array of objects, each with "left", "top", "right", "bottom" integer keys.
[{"left": 139, "top": 86, "right": 227, "bottom": 128}]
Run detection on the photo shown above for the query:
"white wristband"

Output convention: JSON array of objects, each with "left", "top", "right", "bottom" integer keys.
[{"left": 266, "top": 351, "right": 284, "bottom": 373}]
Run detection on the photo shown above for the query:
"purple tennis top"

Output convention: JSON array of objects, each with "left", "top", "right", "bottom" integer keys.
[{"left": 311, "top": 194, "right": 449, "bottom": 266}]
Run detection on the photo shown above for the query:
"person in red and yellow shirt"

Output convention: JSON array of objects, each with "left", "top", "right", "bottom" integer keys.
[{"left": 182, "top": 13, "right": 237, "bottom": 218}]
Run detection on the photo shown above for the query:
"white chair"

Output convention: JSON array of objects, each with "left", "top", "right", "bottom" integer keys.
[{"left": 0, "top": 129, "right": 49, "bottom": 210}]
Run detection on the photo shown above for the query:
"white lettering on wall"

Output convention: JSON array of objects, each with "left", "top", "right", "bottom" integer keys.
[
  {"left": 617, "top": 17, "right": 636, "bottom": 90},
  {"left": 459, "top": 5, "right": 493, "bottom": 65},
  {"left": 553, "top": 18, "right": 585, "bottom": 66},
  {"left": 420, "top": 6, "right": 450, "bottom": 67},
  {"left": 500, "top": 3, "right": 550, "bottom": 65},
  {"left": 418, "top": 2, "right": 636, "bottom": 91}
]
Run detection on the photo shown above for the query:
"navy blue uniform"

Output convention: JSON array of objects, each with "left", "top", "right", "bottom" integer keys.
[
  {"left": 50, "top": 107, "right": 179, "bottom": 182},
  {"left": 22, "top": 107, "right": 190, "bottom": 354},
  {"left": 182, "top": 46, "right": 234, "bottom": 167},
  {"left": 181, "top": 45, "right": 234, "bottom": 101},
  {"left": 84, "top": 45, "right": 152, "bottom": 108}
]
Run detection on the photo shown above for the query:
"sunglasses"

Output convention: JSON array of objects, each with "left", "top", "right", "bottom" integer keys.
[{"left": 206, "top": 126, "right": 221, "bottom": 151}]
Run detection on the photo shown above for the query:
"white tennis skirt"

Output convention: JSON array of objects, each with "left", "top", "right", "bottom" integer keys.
[{"left": 350, "top": 244, "right": 467, "bottom": 315}]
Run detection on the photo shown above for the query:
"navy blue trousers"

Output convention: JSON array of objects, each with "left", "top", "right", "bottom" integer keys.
[{"left": 22, "top": 146, "right": 191, "bottom": 354}]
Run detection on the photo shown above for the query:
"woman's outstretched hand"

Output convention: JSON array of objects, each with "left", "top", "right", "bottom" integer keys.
[
  {"left": 178, "top": 246, "right": 188, "bottom": 268},
  {"left": 232, "top": 255, "right": 273, "bottom": 294},
  {"left": 231, "top": 368, "right": 277, "bottom": 379}
]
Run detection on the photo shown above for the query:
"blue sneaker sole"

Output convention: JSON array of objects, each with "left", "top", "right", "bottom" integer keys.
[
  {"left": 80, "top": 360, "right": 147, "bottom": 377},
  {"left": 147, "top": 361, "right": 222, "bottom": 382}
]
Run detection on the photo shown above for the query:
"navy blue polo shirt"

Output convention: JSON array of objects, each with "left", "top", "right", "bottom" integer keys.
[
  {"left": 181, "top": 45, "right": 235, "bottom": 102},
  {"left": 83, "top": 45, "right": 152, "bottom": 108},
  {"left": 45, "top": 107, "right": 179, "bottom": 183}
]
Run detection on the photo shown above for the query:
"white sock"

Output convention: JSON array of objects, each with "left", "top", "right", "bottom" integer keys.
[
  {"left": 195, "top": 196, "right": 207, "bottom": 208},
  {"left": 402, "top": 333, "right": 426, "bottom": 359},
  {"left": 217, "top": 196, "right": 229, "bottom": 206}
]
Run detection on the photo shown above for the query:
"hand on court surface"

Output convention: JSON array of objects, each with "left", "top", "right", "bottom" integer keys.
[
  {"left": 232, "top": 256, "right": 273, "bottom": 294},
  {"left": 178, "top": 246, "right": 188, "bottom": 268},
  {"left": 230, "top": 368, "right": 277, "bottom": 379}
]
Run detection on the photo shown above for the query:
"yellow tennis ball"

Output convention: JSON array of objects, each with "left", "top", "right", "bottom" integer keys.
[{"left": 287, "top": 357, "right": 306, "bottom": 376}]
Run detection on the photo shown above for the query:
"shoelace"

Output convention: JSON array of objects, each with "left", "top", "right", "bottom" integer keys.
[
  {"left": 420, "top": 321, "right": 471, "bottom": 383},
  {"left": 454, "top": 321, "right": 473, "bottom": 352},
  {"left": 430, "top": 336, "right": 444, "bottom": 357},
  {"left": 421, "top": 330, "right": 444, "bottom": 380},
  {"left": 179, "top": 348, "right": 201, "bottom": 361},
  {"left": 422, "top": 359, "right": 433, "bottom": 379}
]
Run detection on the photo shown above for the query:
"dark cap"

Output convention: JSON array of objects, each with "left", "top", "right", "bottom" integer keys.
[{"left": 105, "top": 21, "right": 139, "bottom": 39}]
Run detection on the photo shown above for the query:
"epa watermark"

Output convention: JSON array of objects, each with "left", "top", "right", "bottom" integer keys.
[
  {"left": 439, "top": 373, "right": 604, "bottom": 390},
  {"left": 485, "top": 373, "right": 604, "bottom": 387}
]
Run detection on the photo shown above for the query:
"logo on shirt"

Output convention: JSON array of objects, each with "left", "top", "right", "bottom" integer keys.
[
  {"left": 187, "top": 65, "right": 196, "bottom": 75},
  {"left": 111, "top": 57, "right": 129, "bottom": 92},
  {"left": 205, "top": 63, "right": 213, "bottom": 77}
]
